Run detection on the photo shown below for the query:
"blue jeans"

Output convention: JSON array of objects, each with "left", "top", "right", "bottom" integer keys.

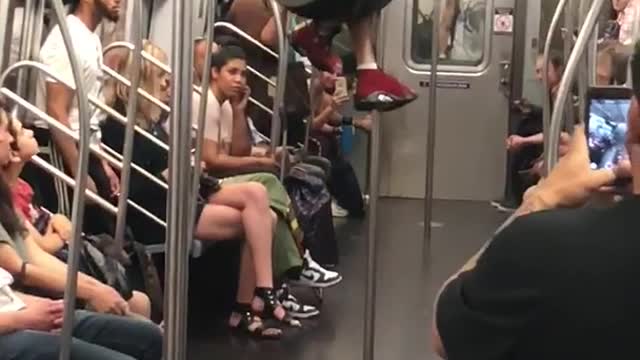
[{"left": 0, "top": 311, "right": 163, "bottom": 360}]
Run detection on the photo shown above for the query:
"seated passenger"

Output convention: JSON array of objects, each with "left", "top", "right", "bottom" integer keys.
[
  {"left": 279, "top": 0, "right": 417, "bottom": 112},
  {"left": 310, "top": 72, "right": 366, "bottom": 217},
  {"left": 431, "top": 42, "right": 640, "bottom": 359},
  {"left": 101, "top": 40, "right": 304, "bottom": 334},
  {"left": 0, "top": 109, "right": 152, "bottom": 320},
  {"left": 192, "top": 43, "right": 343, "bottom": 288},
  {"left": 7, "top": 119, "right": 71, "bottom": 255},
  {"left": 0, "top": 267, "right": 163, "bottom": 359}
]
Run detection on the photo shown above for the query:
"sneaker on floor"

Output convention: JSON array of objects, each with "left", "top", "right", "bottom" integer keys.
[
  {"left": 332, "top": 201, "right": 349, "bottom": 218},
  {"left": 355, "top": 69, "right": 418, "bottom": 112},
  {"left": 290, "top": 251, "right": 342, "bottom": 288},
  {"left": 277, "top": 285, "right": 320, "bottom": 319},
  {"left": 290, "top": 20, "right": 343, "bottom": 75}
]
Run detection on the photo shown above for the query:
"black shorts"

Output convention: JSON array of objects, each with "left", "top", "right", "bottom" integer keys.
[{"left": 286, "top": 0, "right": 393, "bottom": 22}]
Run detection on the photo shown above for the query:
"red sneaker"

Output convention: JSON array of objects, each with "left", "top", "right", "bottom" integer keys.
[
  {"left": 355, "top": 69, "right": 418, "bottom": 112},
  {"left": 290, "top": 21, "right": 343, "bottom": 75}
]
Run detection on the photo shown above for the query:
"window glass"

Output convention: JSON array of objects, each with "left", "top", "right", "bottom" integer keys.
[{"left": 411, "top": 0, "right": 487, "bottom": 66}]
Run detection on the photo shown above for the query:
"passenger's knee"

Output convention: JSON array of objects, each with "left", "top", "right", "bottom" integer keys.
[
  {"left": 128, "top": 291, "right": 152, "bottom": 319},
  {"left": 245, "top": 182, "right": 269, "bottom": 206}
]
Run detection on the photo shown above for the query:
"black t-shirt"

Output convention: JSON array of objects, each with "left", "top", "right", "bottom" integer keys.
[
  {"left": 100, "top": 99, "right": 170, "bottom": 244},
  {"left": 436, "top": 196, "right": 640, "bottom": 360}
]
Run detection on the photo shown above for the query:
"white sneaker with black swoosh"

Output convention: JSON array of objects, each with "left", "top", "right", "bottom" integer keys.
[{"left": 290, "top": 251, "right": 343, "bottom": 288}]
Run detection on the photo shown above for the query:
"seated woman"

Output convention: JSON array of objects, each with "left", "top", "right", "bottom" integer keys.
[
  {"left": 0, "top": 113, "right": 151, "bottom": 318},
  {"left": 0, "top": 109, "right": 152, "bottom": 319},
  {"left": 101, "top": 40, "right": 301, "bottom": 335}
]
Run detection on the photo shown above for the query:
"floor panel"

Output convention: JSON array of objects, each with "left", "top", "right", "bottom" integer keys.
[{"left": 187, "top": 199, "right": 507, "bottom": 360}]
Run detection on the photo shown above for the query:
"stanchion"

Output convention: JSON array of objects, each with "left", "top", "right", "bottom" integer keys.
[
  {"left": 48, "top": 0, "right": 92, "bottom": 358},
  {"left": 164, "top": 0, "right": 194, "bottom": 358}
]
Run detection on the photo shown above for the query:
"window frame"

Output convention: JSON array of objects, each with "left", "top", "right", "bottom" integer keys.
[{"left": 404, "top": 0, "right": 495, "bottom": 74}]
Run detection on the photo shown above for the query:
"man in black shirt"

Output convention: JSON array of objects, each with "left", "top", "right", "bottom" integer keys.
[{"left": 432, "top": 46, "right": 640, "bottom": 359}]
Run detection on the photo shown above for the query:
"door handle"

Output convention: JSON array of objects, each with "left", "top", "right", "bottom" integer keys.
[{"left": 499, "top": 60, "right": 511, "bottom": 97}]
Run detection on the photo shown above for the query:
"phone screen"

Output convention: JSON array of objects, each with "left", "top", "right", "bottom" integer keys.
[
  {"left": 334, "top": 77, "right": 348, "bottom": 98},
  {"left": 587, "top": 97, "right": 631, "bottom": 170}
]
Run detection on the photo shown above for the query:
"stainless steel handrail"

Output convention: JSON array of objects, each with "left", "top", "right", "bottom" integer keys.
[
  {"left": 114, "top": 0, "right": 143, "bottom": 248},
  {"left": 190, "top": 0, "right": 216, "bottom": 260},
  {"left": 164, "top": 0, "right": 194, "bottom": 357},
  {"left": 30, "top": 155, "right": 166, "bottom": 227},
  {"left": 268, "top": 0, "right": 289, "bottom": 168},
  {"left": 542, "top": 0, "right": 568, "bottom": 171},
  {"left": 545, "top": 0, "right": 607, "bottom": 173},
  {"left": 0, "top": 88, "right": 169, "bottom": 190},
  {"left": 44, "top": 1, "right": 91, "bottom": 359}
]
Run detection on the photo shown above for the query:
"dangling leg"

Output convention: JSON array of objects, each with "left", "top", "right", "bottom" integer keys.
[{"left": 348, "top": 16, "right": 417, "bottom": 112}]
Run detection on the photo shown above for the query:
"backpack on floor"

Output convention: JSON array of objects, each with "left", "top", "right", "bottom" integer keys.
[{"left": 285, "top": 165, "right": 339, "bottom": 266}]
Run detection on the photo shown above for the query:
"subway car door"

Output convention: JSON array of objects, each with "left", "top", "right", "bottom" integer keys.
[{"left": 378, "top": 0, "right": 515, "bottom": 201}]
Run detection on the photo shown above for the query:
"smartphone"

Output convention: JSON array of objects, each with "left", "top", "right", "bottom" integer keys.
[
  {"left": 334, "top": 76, "right": 348, "bottom": 98},
  {"left": 585, "top": 86, "right": 632, "bottom": 171}
]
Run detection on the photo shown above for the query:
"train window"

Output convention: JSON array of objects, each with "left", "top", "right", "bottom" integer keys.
[{"left": 411, "top": 0, "right": 488, "bottom": 68}]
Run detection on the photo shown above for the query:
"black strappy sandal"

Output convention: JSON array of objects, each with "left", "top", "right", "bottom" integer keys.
[
  {"left": 229, "top": 303, "right": 282, "bottom": 339},
  {"left": 254, "top": 288, "right": 302, "bottom": 328}
]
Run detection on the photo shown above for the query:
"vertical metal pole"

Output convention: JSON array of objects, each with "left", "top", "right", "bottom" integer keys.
[
  {"left": 363, "top": 9, "right": 387, "bottom": 360},
  {"left": 113, "top": 0, "right": 142, "bottom": 249},
  {"left": 577, "top": 0, "right": 590, "bottom": 124},
  {"left": 546, "top": 0, "right": 606, "bottom": 173},
  {"left": 53, "top": 0, "right": 92, "bottom": 357},
  {"left": 185, "top": 1, "right": 216, "bottom": 357},
  {"left": 268, "top": 0, "right": 289, "bottom": 154},
  {"left": 542, "top": 0, "right": 568, "bottom": 175},
  {"left": 362, "top": 114, "right": 381, "bottom": 360},
  {"left": 191, "top": 0, "right": 216, "bottom": 251},
  {"left": 423, "top": 0, "right": 439, "bottom": 255},
  {"left": 16, "top": 0, "right": 34, "bottom": 99},
  {"left": 164, "top": 0, "right": 194, "bottom": 358},
  {"left": 304, "top": 68, "right": 319, "bottom": 154},
  {"left": 563, "top": 0, "right": 576, "bottom": 128},
  {"left": 0, "top": 0, "right": 16, "bottom": 75},
  {"left": 587, "top": 0, "right": 597, "bottom": 86}
]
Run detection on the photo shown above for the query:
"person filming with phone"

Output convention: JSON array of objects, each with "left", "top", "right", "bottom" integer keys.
[{"left": 431, "top": 42, "right": 640, "bottom": 360}]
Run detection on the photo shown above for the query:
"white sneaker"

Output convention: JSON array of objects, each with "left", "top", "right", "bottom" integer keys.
[
  {"left": 290, "top": 251, "right": 343, "bottom": 288},
  {"left": 277, "top": 285, "right": 320, "bottom": 319},
  {"left": 332, "top": 201, "right": 349, "bottom": 218}
]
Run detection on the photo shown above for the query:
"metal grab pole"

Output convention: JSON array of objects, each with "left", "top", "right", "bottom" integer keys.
[
  {"left": 113, "top": 0, "right": 142, "bottom": 248},
  {"left": 164, "top": 0, "right": 193, "bottom": 357},
  {"left": 582, "top": 0, "right": 597, "bottom": 86},
  {"left": 15, "top": 0, "right": 34, "bottom": 100},
  {"left": 363, "top": 10, "right": 388, "bottom": 360},
  {"left": 542, "top": 0, "right": 568, "bottom": 169},
  {"left": 577, "top": 0, "right": 590, "bottom": 124},
  {"left": 424, "top": 0, "right": 440, "bottom": 260},
  {"left": 47, "top": 0, "right": 91, "bottom": 359},
  {"left": 546, "top": 0, "right": 607, "bottom": 174},
  {"left": 304, "top": 69, "right": 320, "bottom": 154},
  {"left": 268, "top": 0, "right": 289, "bottom": 154},
  {"left": 563, "top": 0, "right": 576, "bottom": 129},
  {"left": 191, "top": 0, "right": 216, "bottom": 248}
]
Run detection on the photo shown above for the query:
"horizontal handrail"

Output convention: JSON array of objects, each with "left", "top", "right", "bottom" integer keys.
[{"left": 1, "top": 88, "right": 169, "bottom": 190}]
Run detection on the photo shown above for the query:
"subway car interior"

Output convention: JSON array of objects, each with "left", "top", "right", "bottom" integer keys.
[{"left": 0, "top": 0, "right": 636, "bottom": 359}]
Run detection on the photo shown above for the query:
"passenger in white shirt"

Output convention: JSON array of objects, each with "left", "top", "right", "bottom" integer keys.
[{"left": 32, "top": 0, "right": 121, "bottom": 233}]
